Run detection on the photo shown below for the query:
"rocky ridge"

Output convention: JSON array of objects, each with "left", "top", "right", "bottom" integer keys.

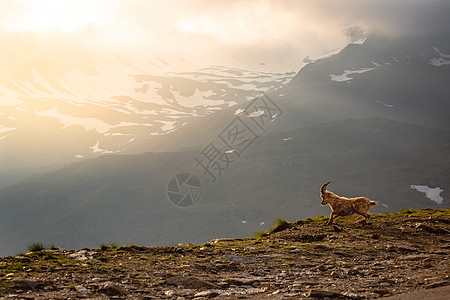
[{"left": 0, "top": 209, "right": 449, "bottom": 299}]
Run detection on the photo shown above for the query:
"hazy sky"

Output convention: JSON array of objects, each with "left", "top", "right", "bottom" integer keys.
[{"left": 1, "top": 0, "right": 449, "bottom": 73}]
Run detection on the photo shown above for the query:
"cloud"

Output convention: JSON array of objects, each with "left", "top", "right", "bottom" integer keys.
[
  {"left": 339, "top": 0, "right": 450, "bottom": 37},
  {"left": 0, "top": 0, "right": 449, "bottom": 72}
]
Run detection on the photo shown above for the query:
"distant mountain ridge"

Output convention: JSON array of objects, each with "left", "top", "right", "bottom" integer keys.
[{"left": 124, "top": 33, "right": 450, "bottom": 155}]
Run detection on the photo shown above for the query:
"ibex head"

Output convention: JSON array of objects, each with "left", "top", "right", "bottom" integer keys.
[{"left": 320, "top": 182, "right": 330, "bottom": 205}]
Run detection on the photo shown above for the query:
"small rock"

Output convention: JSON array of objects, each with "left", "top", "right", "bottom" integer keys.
[
  {"left": 68, "top": 250, "right": 91, "bottom": 261},
  {"left": 12, "top": 280, "right": 43, "bottom": 290},
  {"left": 425, "top": 280, "right": 449, "bottom": 289},
  {"left": 373, "top": 288, "right": 390, "bottom": 296},
  {"left": 209, "top": 238, "right": 237, "bottom": 243},
  {"left": 223, "top": 254, "right": 257, "bottom": 263},
  {"left": 75, "top": 285, "right": 89, "bottom": 293},
  {"left": 313, "top": 244, "right": 333, "bottom": 251},
  {"left": 165, "top": 290, "right": 177, "bottom": 296},
  {"left": 397, "top": 245, "right": 420, "bottom": 253},
  {"left": 430, "top": 250, "right": 448, "bottom": 255},
  {"left": 167, "top": 276, "right": 218, "bottom": 289},
  {"left": 307, "top": 289, "right": 342, "bottom": 298},
  {"left": 399, "top": 254, "right": 429, "bottom": 261},
  {"left": 416, "top": 223, "right": 450, "bottom": 234},
  {"left": 223, "top": 277, "right": 262, "bottom": 286},
  {"left": 259, "top": 253, "right": 284, "bottom": 259},
  {"left": 194, "top": 290, "right": 219, "bottom": 298},
  {"left": 98, "top": 282, "right": 129, "bottom": 296},
  {"left": 371, "top": 233, "right": 381, "bottom": 239}
]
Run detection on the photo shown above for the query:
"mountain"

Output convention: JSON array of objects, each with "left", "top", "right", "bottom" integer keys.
[
  {"left": 123, "top": 33, "right": 450, "bottom": 155},
  {"left": 0, "top": 33, "right": 449, "bottom": 257},
  {"left": 0, "top": 56, "right": 294, "bottom": 188}
]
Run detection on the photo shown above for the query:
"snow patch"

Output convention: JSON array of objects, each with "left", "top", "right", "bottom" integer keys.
[
  {"left": 283, "top": 137, "right": 293, "bottom": 141},
  {"left": 0, "top": 125, "right": 16, "bottom": 134},
  {"left": 410, "top": 185, "right": 444, "bottom": 204},
  {"left": 234, "top": 108, "right": 245, "bottom": 115},
  {"left": 90, "top": 141, "right": 118, "bottom": 154},
  {"left": 35, "top": 108, "right": 113, "bottom": 133},
  {"left": 430, "top": 47, "right": 450, "bottom": 66},
  {"left": 157, "top": 120, "right": 176, "bottom": 132},
  {"left": 35, "top": 108, "right": 153, "bottom": 134},
  {"left": 330, "top": 68, "right": 374, "bottom": 82},
  {"left": 248, "top": 109, "right": 265, "bottom": 118},
  {"left": 170, "top": 89, "right": 220, "bottom": 108}
]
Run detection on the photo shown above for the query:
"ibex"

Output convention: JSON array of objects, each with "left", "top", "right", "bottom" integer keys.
[{"left": 320, "top": 182, "right": 377, "bottom": 225}]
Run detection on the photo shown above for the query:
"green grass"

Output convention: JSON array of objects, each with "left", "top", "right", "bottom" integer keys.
[
  {"left": 269, "top": 219, "right": 290, "bottom": 233},
  {"left": 254, "top": 231, "right": 269, "bottom": 238},
  {"left": 255, "top": 219, "right": 291, "bottom": 237},
  {"left": 27, "top": 242, "right": 46, "bottom": 252},
  {"left": 99, "top": 243, "right": 118, "bottom": 251}
]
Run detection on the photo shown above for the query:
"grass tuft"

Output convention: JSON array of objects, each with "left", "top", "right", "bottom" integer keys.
[
  {"left": 27, "top": 242, "right": 46, "bottom": 252},
  {"left": 99, "top": 243, "right": 118, "bottom": 251},
  {"left": 269, "top": 219, "right": 291, "bottom": 234}
]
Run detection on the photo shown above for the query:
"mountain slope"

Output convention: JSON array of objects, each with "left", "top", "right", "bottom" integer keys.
[
  {"left": 1, "top": 209, "right": 449, "bottom": 299},
  {"left": 0, "top": 118, "right": 448, "bottom": 257}
]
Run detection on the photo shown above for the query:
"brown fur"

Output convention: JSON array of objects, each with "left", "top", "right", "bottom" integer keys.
[{"left": 320, "top": 182, "right": 377, "bottom": 225}]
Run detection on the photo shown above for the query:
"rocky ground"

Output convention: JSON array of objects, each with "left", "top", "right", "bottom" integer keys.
[{"left": 0, "top": 209, "right": 449, "bottom": 299}]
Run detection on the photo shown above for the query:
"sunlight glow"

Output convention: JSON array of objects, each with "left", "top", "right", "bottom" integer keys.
[{"left": 5, "top": 0, "right": 112, "bottom": 34}]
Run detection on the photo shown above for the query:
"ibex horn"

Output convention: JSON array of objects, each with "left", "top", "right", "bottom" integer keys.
[{"left": 321, "top": 182, "right": 330, "bottom": 193}]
